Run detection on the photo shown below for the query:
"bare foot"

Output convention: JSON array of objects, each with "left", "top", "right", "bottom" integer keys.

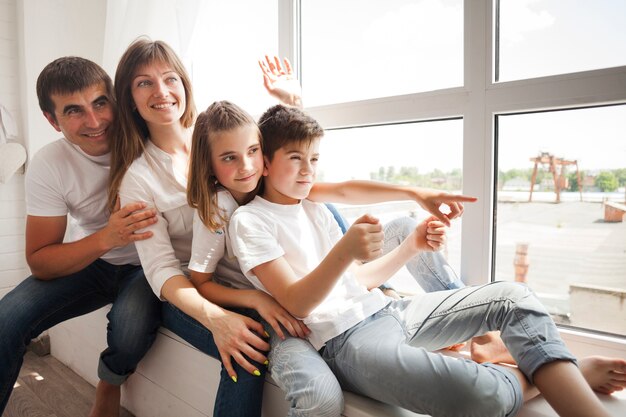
[
  {"left": 88, "top": 380, "right": 121, "bottom": 417},
  {"left": 579, "top": 356, "right": 626, "bottom": 395},
  {"left": 470, "top": 331, "right": 516, "bottom": 365},
  {"left": 443, "top": 342, "right": 467, "bottom": 352}
]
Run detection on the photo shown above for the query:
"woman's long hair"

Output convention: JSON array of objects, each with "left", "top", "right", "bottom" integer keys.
[
  {"left": 107, "top": 37, "right": 197, "bottom": 211},
  {"left": 188, "top": 101, "right": 261, "bottom": 231}
]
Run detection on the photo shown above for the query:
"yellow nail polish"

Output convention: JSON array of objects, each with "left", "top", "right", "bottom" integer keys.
[
  {"left": 231, "top": 375, "right": 237, "bottom": 383},
  {"left": 253, "top": 369, "right": 261, "bottom": 376},
  {"left": 264, "top": 331, "right": 270, "bottom": 338},
  {"left": 264, "top": 360, "right": 269, "bottom": 366}
]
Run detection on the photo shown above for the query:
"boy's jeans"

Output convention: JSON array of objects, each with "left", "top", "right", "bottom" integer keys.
[{"left": 0, "top": 259, "right": 161, "bottom": 413}]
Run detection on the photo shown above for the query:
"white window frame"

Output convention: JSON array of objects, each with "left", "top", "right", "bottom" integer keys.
[{"left": 277, "top": 0, "right": 626, "bottom": 356}]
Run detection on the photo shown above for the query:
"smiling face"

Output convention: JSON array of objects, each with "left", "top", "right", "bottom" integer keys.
[
  {"left": 262, "top": 137, "right": 321, "bottom": 205},
  {"left": 210, "top": 124, "right": 264, "bottom": 204},
  {"left": 44, "top": 82, "right": 113, "bottom": 156},
  {"left": 130, "top": 61, "right": 186, "bottom": 130}
]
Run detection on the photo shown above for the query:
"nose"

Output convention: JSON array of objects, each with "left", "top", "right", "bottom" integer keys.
[
  {"left": 153, "top": 79, "right": 168, "bottom": 97},
  {"left": 300, "top": 159, "right": 314, "bottom": 175},
  {"left": 83, "top": 108, "right": 100, "bottom": 128},
  {"left": 240, "top": 155, "right": 254, "bottom": 172}
]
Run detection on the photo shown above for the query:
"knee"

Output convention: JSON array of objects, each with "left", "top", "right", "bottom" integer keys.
[
  {"left": 491, "top": 281, "right": 531, "bottom": 303},
  {"left": 293, "top": 374, "right": 344, "bottom": 417}
]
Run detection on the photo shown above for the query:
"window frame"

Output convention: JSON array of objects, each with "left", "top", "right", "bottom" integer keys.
[{"left": 278, "top": 0, "right": 626, "bottom": 355}]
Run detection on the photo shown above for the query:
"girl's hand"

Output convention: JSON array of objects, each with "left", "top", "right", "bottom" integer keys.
[
  {"left": 416, "top": 189, "right": 477, "bottom": 226},
  {"left": 410, "top": 216, "right": 448, "bottom": 252},
  {"left": 253, "top": 291, "right": 310, "bottom": 340},
  {"left": 210, "top": 309, "right": 269, "bottom": 381},
  {"left": 258, "top": 55, "right": 303, "bottom": 108}
]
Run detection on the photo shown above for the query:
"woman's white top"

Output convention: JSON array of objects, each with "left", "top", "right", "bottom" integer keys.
[{"left": 119, "top": 140, "right": 193, "bottom": 298}]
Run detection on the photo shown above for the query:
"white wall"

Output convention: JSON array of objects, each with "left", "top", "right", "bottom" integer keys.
[{"left": 0, "top": 0, "right": 28, "bottom": 299}]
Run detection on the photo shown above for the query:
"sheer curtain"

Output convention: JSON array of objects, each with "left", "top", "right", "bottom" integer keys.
[{"left": 102, "top": 0, "right": 205, "bottom": 76}]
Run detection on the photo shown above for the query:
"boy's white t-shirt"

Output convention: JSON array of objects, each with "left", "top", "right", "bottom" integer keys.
[
  {"left": 188, "top": 189, "right": 253, "bottom": 290},
  {"left": 230, "top": 196, "right": 389, "bottom": 350},
  {"left": 25, "top": 138, "right": 139, "bottom": 265}
]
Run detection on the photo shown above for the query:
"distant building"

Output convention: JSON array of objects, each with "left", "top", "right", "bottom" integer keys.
[{"left": 502, "top": 177, "right": 532, "bottom": 191}]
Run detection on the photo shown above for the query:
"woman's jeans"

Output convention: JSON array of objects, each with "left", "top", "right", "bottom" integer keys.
[
  {"left": 162, "top": 303, "right": 266, "bottom": 417},
  {"left": 0, "top": 259, "right": 161, "bottom": 413}
]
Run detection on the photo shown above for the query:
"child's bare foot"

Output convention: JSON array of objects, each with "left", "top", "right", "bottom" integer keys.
[
  {"left": 443, "top": 342, "right": 467, "bottom": 352},
  {"left": 579, "top": 356, "right": 626, "bottom": 395},
  {"left": 88, "top": 380, "right": 121, "bottom": 417},
  {"left": 470, "top": 331, "right": 516, "bottom": 365}
]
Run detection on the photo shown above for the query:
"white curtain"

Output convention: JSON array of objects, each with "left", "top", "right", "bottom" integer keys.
[{"left": 102, "top": 0, "right": 206, "bottom": 77}]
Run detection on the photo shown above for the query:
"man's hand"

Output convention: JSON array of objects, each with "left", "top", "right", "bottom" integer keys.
[
  {"left": 259, "top": 55, "right": 303, "bottom": 108},
  {"left": 342, "top": 214, "right": 384, "bottom": 262},
  {"left": 101, "top": 197, "right": 157, "bottom": 250}
]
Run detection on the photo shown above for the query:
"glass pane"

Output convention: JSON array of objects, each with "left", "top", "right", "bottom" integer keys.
[
  {"left": 498, "top": 0, "right": 626, "bottom": 82},
  {"left": 301, "top": 0, "right": 463, "bottom": 106},
  {"left": 188, "top": 1, "right": 278, "bottom": 115},
  {"left": 318, "top": 120, "right": 463, "bottom": 294},
  {"left": 495, "top": 105, "right": 626, "bottom": 336}
]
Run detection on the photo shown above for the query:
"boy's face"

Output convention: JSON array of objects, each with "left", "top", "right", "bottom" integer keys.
[
  {"left": 210, "top": 124, "right": 263, "bottom": 204},
  {"left": 262, "top": 137, "right": 320, "bottom": 205},
  {"left": 43, "top": 82, "right": 113, "bottom": 157}
]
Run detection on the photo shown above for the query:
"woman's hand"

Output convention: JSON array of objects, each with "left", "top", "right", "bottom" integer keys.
[
  {"left": 209, "top": 308, "right": 270, "bottom": 381},
  {"left": 409, "top": 216, "right": 448, "bottom": 252},
  {"left": 258, "top": 55, "right": 303, "bottom": 108},
  {"left": 252, "top": 291, "right": 310, "bottom": 340}
]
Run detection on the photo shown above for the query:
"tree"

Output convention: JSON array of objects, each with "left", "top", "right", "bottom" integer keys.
[{"left": 595, "top": 171, "right": 618, "bottom": 192}]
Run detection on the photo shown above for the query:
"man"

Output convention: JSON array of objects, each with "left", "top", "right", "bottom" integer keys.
[{"left": 0, "top": 57, "right": 160, "bottom": 417}]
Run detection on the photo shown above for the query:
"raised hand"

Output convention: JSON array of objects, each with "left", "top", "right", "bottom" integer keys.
[
  {"left": 102, "top": 196, "right": 157, "bottom": 249},
  {"left": 258, "top": 55, "right": 302, "bottom": 107},
  {"left": 343, "top": 213, "right": 384, "bottom": 262}
]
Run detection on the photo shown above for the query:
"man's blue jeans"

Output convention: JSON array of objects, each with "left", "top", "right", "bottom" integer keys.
[
  {"left": 0, "top": 259, "right": 161, "bottom": 413},
  {"left": 162, "top": 302, "right": 266, "bottom": 417}
]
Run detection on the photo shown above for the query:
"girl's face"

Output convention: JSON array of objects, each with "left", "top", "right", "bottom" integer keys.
[
  {"left": 210, "top": 124, "right": 264, "bottom": 204},
  {"left": 131, "top": 60, "right": 186, "bottom": 129}
]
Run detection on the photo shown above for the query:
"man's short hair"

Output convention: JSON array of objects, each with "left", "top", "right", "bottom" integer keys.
[
  {"left": 258, "top": 105, "right": 324, "bottom": 161},
  {"left": 36, "top": 57, "right": 113, "bottom": 120}
]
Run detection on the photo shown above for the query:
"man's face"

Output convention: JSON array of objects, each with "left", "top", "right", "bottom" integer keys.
[
  {"left": 44, "top": 82, "right": 113, "bottom": 157},
  {"left": 262, "top": 137, "right": 321, "bottom": 205}
]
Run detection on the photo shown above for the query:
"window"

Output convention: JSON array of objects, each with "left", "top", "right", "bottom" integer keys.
[
  {"left": 318, "top": 121, "right": 463, "bottom": 293},
  {"left": 496, "top": 0, "right": 626, "bottom": 82},
  {"left": 301, "top": 0, "right": 463, "bottom": 106},
  {"left": 494, "top": 105, "right": 626, "bottom": 337}
]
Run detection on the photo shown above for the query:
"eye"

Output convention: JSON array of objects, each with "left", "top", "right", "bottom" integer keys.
[
  {"left": 290, "top": 155, "right": 301, "bottom": 160},
  {"left": 249, "top": 146, "right": 260, "bottom": 155},
  {"left": 137, "top": 79, "right": 151, "bottom": 88},
  {"left": 94, "top": 99, "right": 109, "bottom": 109},
  {"left": 311, "top": 157, "right": 319, "bottom": 163},
  {"left": 222, "top": 155, "right": 235, "bottom": 162},
  {"left": 166, "top": 75, "right": 179, "bottom": 84}
]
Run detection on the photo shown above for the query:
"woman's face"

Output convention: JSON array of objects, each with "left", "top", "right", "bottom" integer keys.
[
  {"left": 210, "top": 124, "right": 264, "bottom": 204},
  {"left": 131, "top": 60, "right": 186, "bottom": 129}
]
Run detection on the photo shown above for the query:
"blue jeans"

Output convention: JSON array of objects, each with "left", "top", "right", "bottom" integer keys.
[
  {"left": 0, "top": 259, "right": 161, "bottom": 413},
  {"left": 320, "top": 282, "right": 576, "bottom": 417},
  {"left": 161, "top": 302, "right": 265, "bottom": 417},
  {"left": 267, "top": 216, "right": 466, "bottom": 417}
]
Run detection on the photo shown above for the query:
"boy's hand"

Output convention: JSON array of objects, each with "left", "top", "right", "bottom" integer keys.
[
  {"left": 417, "top": 189, "right": 477, "bottom": 226},
  {"left": 410, "top": 216, "right": 447, "bottom": 252},
  {"left": 343, "top": 214, "right": 384, "bottom": 262}
]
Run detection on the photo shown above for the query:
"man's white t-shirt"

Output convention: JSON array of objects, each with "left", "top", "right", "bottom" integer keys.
[
  {"left": 25, "top": 138, "right": 138, "bottom": 265},
  {"left": 188, "top": 189, "right": 253, "bottom": 291},
  {"left": 229, "top": 196, "right": 388, "bottom": 350}
]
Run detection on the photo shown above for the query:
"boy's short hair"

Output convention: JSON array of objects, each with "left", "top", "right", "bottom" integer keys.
[
  {"left": 36, "top": 57, "right": 113, "bottom": 120},
  {"left": 258, "top": 105, "right": 324, "bottom": 161}
]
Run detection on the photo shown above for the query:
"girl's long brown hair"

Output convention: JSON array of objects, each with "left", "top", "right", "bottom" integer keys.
[
  {"left": 107, "top": 37, "right": 197, "bottom": 211},
  {"left": 188, "top": 101, "right": 261, "bottom": 231}
]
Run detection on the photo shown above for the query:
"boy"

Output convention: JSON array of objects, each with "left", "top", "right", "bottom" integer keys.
[{"left": 229, "top": 104, "right": 614, "bottom": 417}]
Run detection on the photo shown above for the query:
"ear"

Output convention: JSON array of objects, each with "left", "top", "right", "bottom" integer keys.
[
  {"left": 43, "top": 112, "right": 62, "bottom": 132},
  {"left": 263, "top": 156, "right": 270, "bottom": 177}
]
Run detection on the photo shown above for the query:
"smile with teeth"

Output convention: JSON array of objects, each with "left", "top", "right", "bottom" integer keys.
[
  {"left": 83, "top": 129, "right": 106, "bottom": 138},
  {"left": 152, "top": 102, "right": 176, "bottom": 109}
]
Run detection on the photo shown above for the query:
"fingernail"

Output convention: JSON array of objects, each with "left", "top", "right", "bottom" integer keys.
[
  {"left": 264, "top": 360, "right": 269, "bottom": 366},
  {"left": 231, "top": 375, "right": 237, "bottom": 383},
  {"left": 253, "top": 369, "right": 261, "bottom": 376},
  {"left": 264, "top": 331, "right": 270, "bottom": 338}
]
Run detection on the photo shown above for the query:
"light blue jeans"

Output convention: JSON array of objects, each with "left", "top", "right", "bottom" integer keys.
[
  {"left": 268, "top": 216, "right": 466, "bottom": 417},
  {"left": 271, "top": 281, "right": 576, "bottom": 417}
]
